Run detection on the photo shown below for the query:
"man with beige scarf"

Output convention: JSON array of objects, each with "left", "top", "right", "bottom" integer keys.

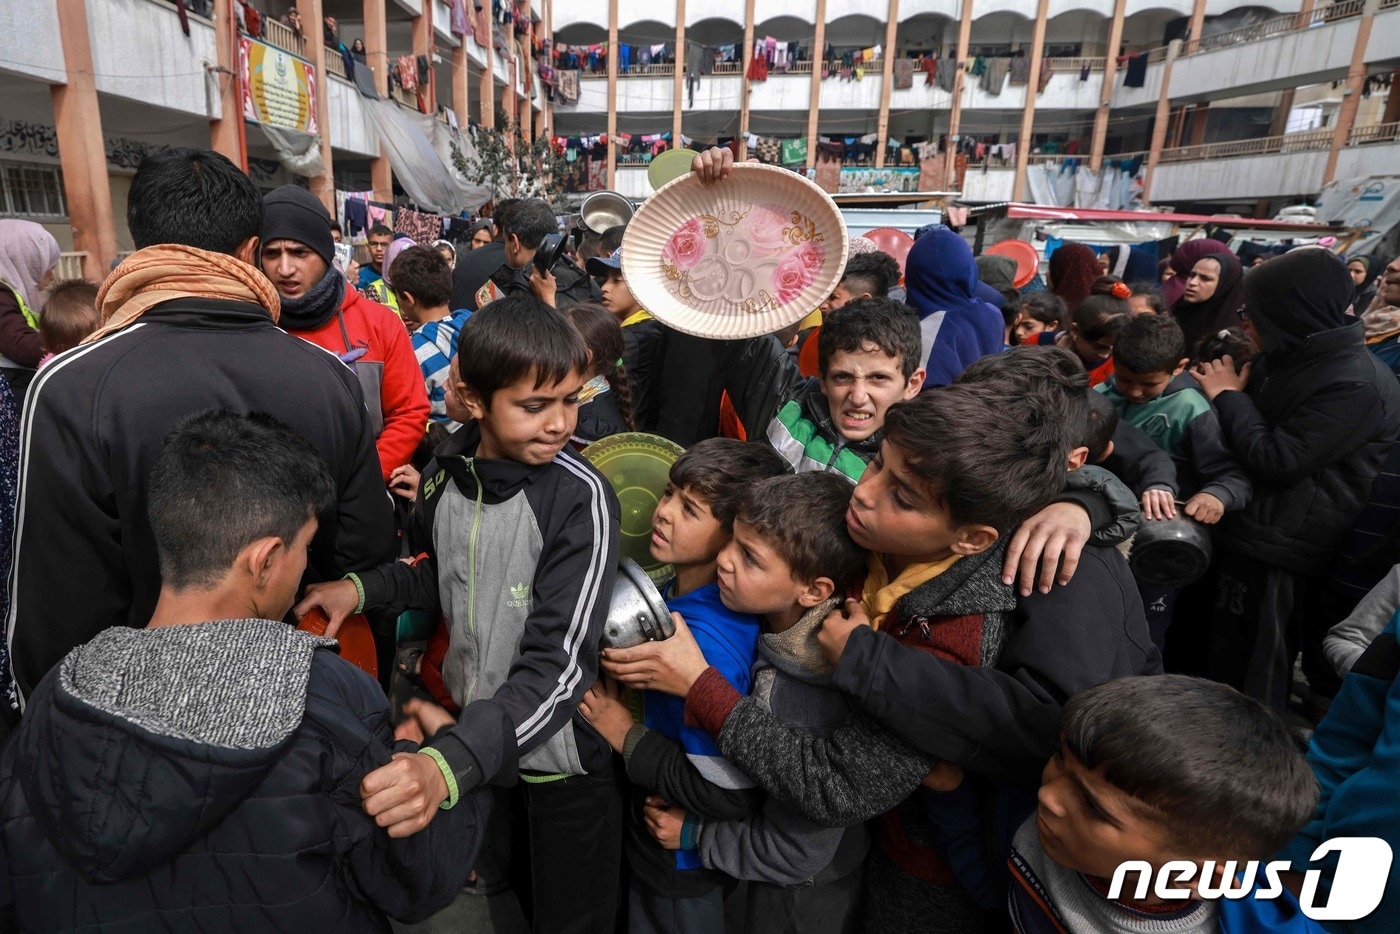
[{"left": 3, "top": 148, "right": 395, "bottom": 710}]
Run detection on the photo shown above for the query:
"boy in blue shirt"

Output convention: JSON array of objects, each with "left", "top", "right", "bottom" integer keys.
[
  {"left": 391, "top": 245, "right": 472, "bottom": 423},
  {"left": 581, "top": 437, "right": 787, "bottom": 933}
]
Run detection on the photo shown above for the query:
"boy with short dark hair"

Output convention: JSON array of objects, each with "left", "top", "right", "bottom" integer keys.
[
  {"left": 296, "top": 295, "right": 622, "bottom": 934},
  {"left": 1011, "top": 675, "right": 1320, "bottom": 933},
  {"left": 593, "top": 471, "right": 934, "bottom": 934},
  {"left": 582, "top": 437, "right": 787, "bottom": 932},
  {"left": 392, "top": 245, "right": 472, "bottom": 423},
  {"left": 0, "top": 410, "right": 489, "bottom": 930},
  {"left": 1100, "top": 313, "right": 1252, "bottom": 527},
  {"left": 720, "top": 296, "right": 926, "bottom": 483},
  {"left": 829, "top": 251, "right": 902, "bottom": 307}
]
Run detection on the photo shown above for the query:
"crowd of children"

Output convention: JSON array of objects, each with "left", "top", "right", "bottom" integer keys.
[{"left": 0, "top": 145, "right": 1396, "bottom": 933}]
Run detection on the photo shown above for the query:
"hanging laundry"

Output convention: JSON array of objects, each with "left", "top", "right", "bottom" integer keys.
[
  {"left": 935, "top": 57, "right": 958, "bottom": 92},
  {"left": 970, "top": 56, "right": 986, "bottom": 76},
  {"left": 557, "top": 69, "right": 579, "bottom": 103},
  {"left": 397, "top": 56, "right": 418, "bottom": 91},
  {"left": 746, "top": 46, "right": 768, "bottom": 81},
  {"left": 1009, "top": 56, "right": 1031, "bottom": 86},
  {"left": 894, "top": 59, "right": 913, "bottom": 89},
  {"left": 1079, "top": 63, "right": 1091, "bottom": 82},
  {"left": 980, "top": 57, "right": 1009, "bottom": 95},
  {"left": 920, "top": 57, "right": 937, "bottom": 86},
  {"left": 781, "top": 138, "right": 807, "bottom": 165},
  {"left": 1123, "top": 53, "right": 1148, "bottom": 88},
  {"left": 775, "top": 41, "right": 788, "bottom": 70},
  {"left": 1037, "top": 61, "right": 1053, "bottom": 93},
  {"left": 757, "top": 137, "right": 781, "bottom": 163}
]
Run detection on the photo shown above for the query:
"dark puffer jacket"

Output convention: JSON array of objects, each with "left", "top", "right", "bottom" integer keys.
[
  {"left": 1214, "top": 320, "right": 1400, "bottom": 575},
  {"left": 0, "top": 619, "right": 496, "bottom": 932}
]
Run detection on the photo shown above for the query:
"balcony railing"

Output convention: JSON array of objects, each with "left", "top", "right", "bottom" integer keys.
[
  {"left": 1182, "top": 0, "right": 1366, "bottom": 57},
  {"left": 713, "top": 61, "right": 743, "bottom": 75},
  {"left": 1146, "top": 46, "right": 1169, "bottom": 63},
  {"left": 1045, "top": 56, "right": 1106, "bottom": 72},
  {"left": 56, "top": 252, "right": 87, "bottom": 280},
  {"left": 618, "top": 154, "right": 652, "bottom": 165},
  {"left": 1349, "top": 122, "right": 1400, "bottom": 145},
  {"left": 621, "top": 63, "right": 674, "bottom": 77},
  {"left": 391, "top": 84, "right": 418, "bottom": 109},
  {"left": 325, "top": 52, "right": 348, "bottom": 79},
  {"left": 1156, "top": 128, "right": 1334, "bottom": 162},
  {"left": 260, "top": 17, "right": 307, "bottom": 57}
]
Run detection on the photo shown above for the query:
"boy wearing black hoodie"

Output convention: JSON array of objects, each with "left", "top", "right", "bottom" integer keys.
[{"left": 0, "top": 411, "right": 490, "bottom": 931}]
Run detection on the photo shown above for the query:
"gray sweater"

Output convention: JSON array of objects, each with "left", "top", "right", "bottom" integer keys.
[{"left": 690, "top": 600, "right": 932, "bottom": 884}]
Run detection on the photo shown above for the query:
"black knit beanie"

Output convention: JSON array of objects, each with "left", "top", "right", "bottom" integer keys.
[{"left": 260, "top": 185, "right": 335, "bottom": 266}]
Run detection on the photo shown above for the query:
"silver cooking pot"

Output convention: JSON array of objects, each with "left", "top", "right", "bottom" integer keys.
[
  {"left": 580, "top": 190, "right": 634, "bottom": 235},
  {"left": 601, "top": 558, "right": 675, "bottom": 649},
  {"left": 1129, "top": 512, "right": 1213, "bottom": 588}
]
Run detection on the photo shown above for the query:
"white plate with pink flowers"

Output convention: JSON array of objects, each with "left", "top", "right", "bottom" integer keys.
[{"left": 620, "top": 163, "right": 849, "bottom": 339}]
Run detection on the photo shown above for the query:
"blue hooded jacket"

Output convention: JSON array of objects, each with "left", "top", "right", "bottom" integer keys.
[{"left": 904, "top": 228, "right": 1005, "bottom": 387}]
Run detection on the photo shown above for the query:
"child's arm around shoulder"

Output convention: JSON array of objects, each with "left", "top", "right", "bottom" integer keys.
[
  {"left": 833, "top": 549, "right": 1161, "bottom": 786},
  {"left": 1185, "top": 406, "right": 1252, "bottom": 514},
  {"left": 684, "top": 667, "right": 934, "bottom": 826}
]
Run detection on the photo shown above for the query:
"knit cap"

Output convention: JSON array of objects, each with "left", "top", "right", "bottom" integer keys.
[{"left": 261, "top": 185, "right": 334, "bottom": 266}]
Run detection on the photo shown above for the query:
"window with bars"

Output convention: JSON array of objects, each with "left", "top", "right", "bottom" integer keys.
[{"left": 1, "top": 162, "right": 67, "bottom": 220}]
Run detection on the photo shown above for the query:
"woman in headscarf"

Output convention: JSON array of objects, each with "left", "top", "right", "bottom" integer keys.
[
  {"left": 468, "top": 219, "right": 495, "bottom": 250},
  {"left": 364, "top": 237, "right": 416, "bottom": 317},
  {"left": 1349, "top": 254, "right": 1384, "bottom": 313},
  {"left": 1047, "top": 242, "right": 1100, "bottom": 314},
  {"left": 0, "top": 220, "right": 59, "bottom": 405},
  {"left": 1191, "top": 248, "right": 1400, "bottom": 712},
  {"left": 904, "top": 227, "right": 1003, "bottom": 387},
  {"left": 1161, "top": 238, "right": 1225, "bottom": 306},
  {"left": 1170, "top": 251, "right": 1244, "bottom": 357}
]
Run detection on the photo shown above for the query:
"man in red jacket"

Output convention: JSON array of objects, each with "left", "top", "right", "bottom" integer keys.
[{"left": 260, "top": 186, "right": 429, "bottom": 481}]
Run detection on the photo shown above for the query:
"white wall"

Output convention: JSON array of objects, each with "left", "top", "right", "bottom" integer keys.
[
  {"left": 620, "top": 0, "right": 673, "bottom": 28},
  {"left": 615, "top": 77, "right": 679, "bottom": 112},
  {"left": 750, "top": 74, "right": 812, "bottom": 111},
  {"left": 1150, "top": 149, "right": 1328, "bottom": 201},
  {"left": 327, "top": 76, "right": 379, "bottom": 156},
  {"left": 1111, "top": 57, "right": 1164, "bottom": 109},
  {"left": 961, "top": 166, "right": 1015, "bottom": 201},
  {"left": 1336, "top": 142, "right": 1400, "bottom": 182},
  {"left": 688, "top": 2, "right": 747, "bottom": 27},
  {"left": 90, "top": 0, "right": 219, "bottom": 117},
  {"left": 819, "top": 73, "right": 885, "bottom": 110},
  {"left": 615, "top": 165, "right": 652, "bottom": 199},
  {"left": 0, "top": 0, "right": 65, "bottom": 84},
  {"left": 433, "top": 0, "right": 460, "bottom": 46},
  {"left": 1168, "top": 17, "right": 1359, "bottom": 101},
  {"left": 1366, "top": 8, "right": 1400, "bottom": 63}
]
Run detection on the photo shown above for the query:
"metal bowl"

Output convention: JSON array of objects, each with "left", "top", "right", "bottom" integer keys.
[
  {"left": 1129, "top": 514, "right": 1214, "bottom": 588},
  {"left": 601, "top": 558, "right": 675, "bottom": 649},
  {"left": 580, "top": 190, "right": 634, "bottom": 234}
]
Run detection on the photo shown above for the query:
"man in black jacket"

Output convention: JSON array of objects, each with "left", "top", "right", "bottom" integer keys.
[
  {"left": 450, "top": 198, "right": 598, "bottom": 311},
  {"left": 4, "top": 148, "right": 395, "bottom": 705}
]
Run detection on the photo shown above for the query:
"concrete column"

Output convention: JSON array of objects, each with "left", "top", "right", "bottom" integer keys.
[
  {"left": 874, "top": 0, "right": 900, "bottom": 169},
  {"left": 946, "top": 0, "right": 975, "bottom": 188},
  {"left": 364, "top": 0, "right": 393, "bottom": 200},
  {"left": 1322, "top": 0, "right": 1379, "bottom": 185},
  {"left": 1089, "top": 0, "right": 1126, "bottom": 171},
  {"left": 296, "top": 0, "right": 335, "bottom": 211},
  {"left": 411, "top": 0, "right": 435, "bottom": 113},
  {"left": 209, "top": 0, "right": 244, "bottom": 165},
  {"left": 673, "top": 0, "right": 686, "bottom": 143},
  {"left": 1142, "top": 40, "right": 1181, "bottom": 205},
  {"left": 453, "top": 39, "right": 471, "bottom": 126},
  {"left": 1267, "top": 89, "right": 1296, "bottom": 136},
  {"left": 805, "top": 0, "right": 828, "bottom": 171},
  {"left": 1012, "top": 0, "right": 1050, "bottom": 202},
  {"left": 479, "top": 2, "right": 496, "bottom": 130},
  {"left": 1185, "top": 0, "right": 1207, "bottom": 54},
  {"left": 542, "top": 0, "right": 553, "bottom": 139},
  {"left": 523, "top": 15, "right": 534, "bottom": 146},
  {"left": 607, "top": 0, "right": 618, "bottom": 187},
  {"left": 52, "top": 0, "right": 119, "bottom": 279},
  {"left": 738, "top": 0, "right": 755, "bottom": 160}
]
